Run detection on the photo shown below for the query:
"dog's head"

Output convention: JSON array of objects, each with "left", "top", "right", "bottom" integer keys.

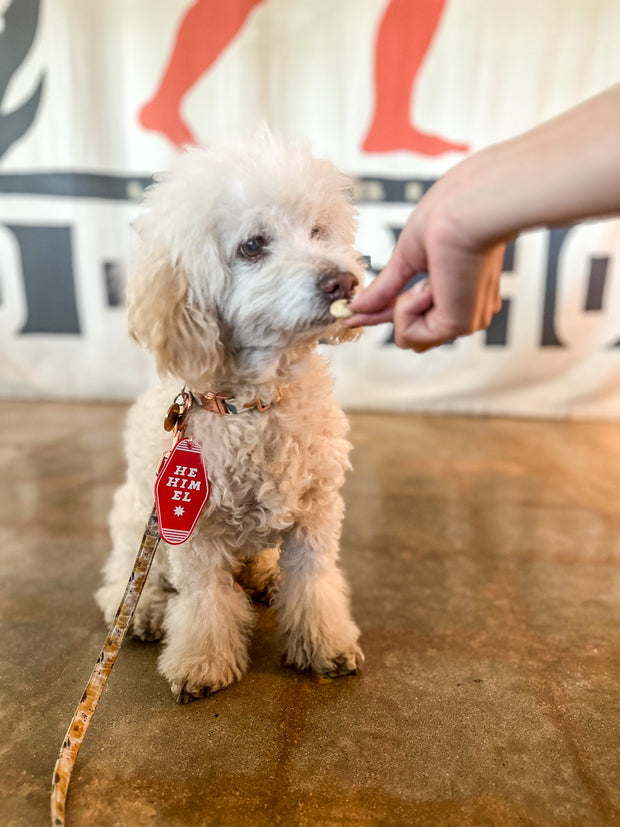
[{"left": 127, "top": 129, "right": 363, "bottom": 386}]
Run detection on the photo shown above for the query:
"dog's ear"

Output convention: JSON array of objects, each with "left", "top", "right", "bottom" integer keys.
[{"left": 126, "top": 246, "right": 224, "bottom": 384}]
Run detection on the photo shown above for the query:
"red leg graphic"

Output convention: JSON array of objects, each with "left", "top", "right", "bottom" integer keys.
[
  {"left": 363, "top": 0, "right": 468, "bottom": 155},
  {"left": 139, "top": 0, "right": 264, "bottom": 147}
]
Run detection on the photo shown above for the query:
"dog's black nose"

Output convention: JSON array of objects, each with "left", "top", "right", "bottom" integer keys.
[{"left": 318, "top": 270, "right": 359, "bottom": 300}]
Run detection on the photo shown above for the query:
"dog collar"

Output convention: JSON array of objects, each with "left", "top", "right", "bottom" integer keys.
[{"left": 191, "top": 387, "right": 283, "bottom": 415}]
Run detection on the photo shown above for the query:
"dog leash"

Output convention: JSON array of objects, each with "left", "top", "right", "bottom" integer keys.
[
  {"left": 50, "top": 505, "right": 161, "bottom": 826},
  {"left": 50, "top": 390, "right": 197, "bottom": 827}
]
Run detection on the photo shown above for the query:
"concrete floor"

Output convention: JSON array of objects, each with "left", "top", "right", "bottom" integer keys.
[{"left": 2, "top": 401, "right": 619, "bottom": 827}]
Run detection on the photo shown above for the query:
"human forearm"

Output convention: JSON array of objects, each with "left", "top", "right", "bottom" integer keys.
[{"left": 447, "top": 83, "right": 620, "bottom": 246}]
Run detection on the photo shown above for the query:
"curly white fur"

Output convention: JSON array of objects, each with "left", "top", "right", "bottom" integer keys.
[{"left": 96, "top": 129, "right": 365, "bottom": 702}]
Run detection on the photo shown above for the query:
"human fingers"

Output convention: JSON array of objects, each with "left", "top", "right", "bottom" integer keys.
[
  {"left": 347, "top": 258, "right": 410, "bottom": 319},
  {"left": 391, "top": 292, "right": 458, "bottom": 352},
  {"left": 347, "top": 275, "right": 433, "bottom": 329},
  {"left": 345, "top": 306, "right": 395, "bottom": 328},
  {"left": 391, "top": 245, "right": 504, "bottom": 351},
  {"left": 486, "top": 246, "right": 505, "bottom": 318},
  {"left": 472, "top": 244, "right": 504, "bottom": 329},
  {"left": 349, "top": 222, "right": 426, "bottom": 316}
]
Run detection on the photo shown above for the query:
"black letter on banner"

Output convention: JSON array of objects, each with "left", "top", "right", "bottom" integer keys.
[
  {"left": 485, "top": 241, "right": 516, "bottom": 347},
  {"left": 7, "top": 224, "right": 81, "bottom": 334},
  {"left": 584, "top": 257, "right": 609, "bottom": 312},
  {"left": 541, "top": 227, "right": 572, "bottom": 347}
]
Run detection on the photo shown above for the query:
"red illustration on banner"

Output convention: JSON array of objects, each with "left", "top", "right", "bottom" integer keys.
[
  {"left": 363, "top": 0, "right": 468, "bottom": 155},
  {"left": 154, "top": 438, "right": 210, "bottom": 544},
  {"left": 139, "top": 0, "right": 264, "bottom": 147},
  {"left": 138, "top": 0, "right": 467, "bottom": 157}
]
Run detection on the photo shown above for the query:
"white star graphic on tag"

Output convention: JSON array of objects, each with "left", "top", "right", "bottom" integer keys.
[{"left": 174, "top": 506, "right": 185, "bottom": 517}]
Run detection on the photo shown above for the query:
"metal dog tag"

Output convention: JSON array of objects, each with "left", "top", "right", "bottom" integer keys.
[{"left": 154, "top": 439, "right": 210, "bottom": 544}]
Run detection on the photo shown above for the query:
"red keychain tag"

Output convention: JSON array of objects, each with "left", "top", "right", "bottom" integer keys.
[{"left": 154, "top": 438, "right": 210, "bottom": 544}]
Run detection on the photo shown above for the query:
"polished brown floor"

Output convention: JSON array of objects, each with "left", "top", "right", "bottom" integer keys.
[{"left": 2, "top": 401, "right": 619, "bottom": 826}]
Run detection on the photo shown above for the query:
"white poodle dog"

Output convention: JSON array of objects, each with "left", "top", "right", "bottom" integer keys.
[{"left": 96, "top": 130, "right": 365, "bottom": 702}]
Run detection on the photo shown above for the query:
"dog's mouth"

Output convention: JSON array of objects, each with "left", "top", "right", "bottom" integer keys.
[
  {"left": 310, "top": 268, "right": 358, "bottom": 328},
  {"left": 222, "top": 266, "right": 360, "bottom": 353}
]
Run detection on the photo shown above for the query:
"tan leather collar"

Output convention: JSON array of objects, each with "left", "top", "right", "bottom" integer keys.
[{"left": 192, "top": 387, "right": 283, "bottom": 415}]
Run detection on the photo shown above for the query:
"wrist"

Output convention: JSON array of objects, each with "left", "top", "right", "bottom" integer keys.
[{"left": 420, "top": 145, "right": 510, "bottom": 254}]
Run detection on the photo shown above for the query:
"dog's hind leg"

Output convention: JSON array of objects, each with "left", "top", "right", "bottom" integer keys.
[
  {"left": 159, "top": 539, "right": 255, "bottom": 702},
  {"left": 235, "top": 546, "right": 281, "bottom": 604},
  {"left": 96, "top": 481, "right": 172, "bottom": 641}
]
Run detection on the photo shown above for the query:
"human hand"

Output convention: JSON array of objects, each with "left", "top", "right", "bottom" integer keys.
[{"left": 347, "top": 186, "right": 504, "bottom": 352}]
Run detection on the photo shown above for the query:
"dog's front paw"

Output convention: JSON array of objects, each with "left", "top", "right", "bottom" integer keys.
[
  {"left": 160, "top": 650, "right": 248, "bottom": 704},
  {"left": 172, "top": 678, "right": 224, "bottom": 704},
  {"left": 317, "top": 645, "right": 364, "bottom": 678},
  {"left": 285, "top": 636, "right": 364, "bottom": 678},
  {"left": 168, "top": 668, "right": 239, "bottom": 704}
]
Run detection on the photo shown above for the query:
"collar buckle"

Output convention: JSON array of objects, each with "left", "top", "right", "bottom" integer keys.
[
  {"left": 197, "top": 391, "right": 232, "bottom": 415},
  {"left": 192, "top": 387, "right": 283, "bottom": 415},
  {"left": 254, "top": 387, "right": 283, "bottom": 412}
]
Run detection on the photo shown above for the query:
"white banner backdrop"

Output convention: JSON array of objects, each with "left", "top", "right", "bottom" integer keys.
[{"left": 1, "top": 0, "right": 620, "bottom": 417}]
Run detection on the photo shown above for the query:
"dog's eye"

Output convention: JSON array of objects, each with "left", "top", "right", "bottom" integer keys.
[
  {"left": 239, "top": 236, "right": 267, "bottom": 259},
  {"left": 311, "top": 226, "right": 326, "bottom": 240}
]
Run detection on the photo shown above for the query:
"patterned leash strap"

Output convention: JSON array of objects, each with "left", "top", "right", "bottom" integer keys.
[
  {"left": 50, "top": 507, "right": 161, "bottom": 826},
  {"left": 50, "top": 389, "right": 192, "bottom": 826}
]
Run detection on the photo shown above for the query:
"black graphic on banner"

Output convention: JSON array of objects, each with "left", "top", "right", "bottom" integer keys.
[
  {"left": 0, "top": 172, "right": 617, "bottom": 347},
  {"left": 7, "top": 224, "right": 79, "bottom": 335},
  {"left": 0, "top": 0, "right": 44, "bottom": 159}
]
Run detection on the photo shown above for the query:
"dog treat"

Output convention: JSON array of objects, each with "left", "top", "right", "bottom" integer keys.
[{"left": 329, "top": 298, "right": 353, "bottom": 319}]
